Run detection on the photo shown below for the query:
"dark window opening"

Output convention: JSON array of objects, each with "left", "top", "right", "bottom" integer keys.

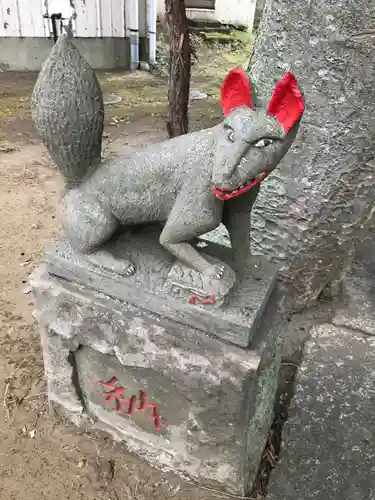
[{"left": 185, "top": 0, "right": 215, "bottom": 9}]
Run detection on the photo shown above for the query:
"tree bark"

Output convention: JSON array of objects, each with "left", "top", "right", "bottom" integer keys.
[
  {"left": 165, "top": 0, "right": 191, "bottom": 138},
  {"left": 246, "top": 0, "right": 375, "bottom": 310}
]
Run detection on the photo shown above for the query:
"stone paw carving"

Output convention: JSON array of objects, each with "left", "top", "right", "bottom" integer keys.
[
  {"left": 201, "top": 263, "right": 236, "bottom": 299},
  {"left": 86, "top": 250, "right": 136, "bottom": 277},
  {"left": 121, "top": 262, "right": 136, "bottom": 276}
]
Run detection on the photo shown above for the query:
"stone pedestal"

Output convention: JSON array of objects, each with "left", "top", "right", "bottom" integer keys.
[{"left": 30, "top": 227, "right": 283, "bottom": 495}]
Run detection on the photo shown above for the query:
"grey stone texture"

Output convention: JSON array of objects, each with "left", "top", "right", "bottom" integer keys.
[
  {"left": 32, "top": 36, "right": 104, "bottom": 188},
  {"left": 32, "top": 35, "right": 302, "bottom": 301},
  {"left": 267, "top": 323, "right": 375, "bottom": 500},
  {"left": 30, "top": 253, "right": 285, "bottom": 495},
  {"left": 238, "top": 0, "right": 375, "bottom": 310}
]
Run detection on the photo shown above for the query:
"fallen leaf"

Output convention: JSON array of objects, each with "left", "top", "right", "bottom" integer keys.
[{"left": 0, "top": 141, "right": 16, "bottom": 153}]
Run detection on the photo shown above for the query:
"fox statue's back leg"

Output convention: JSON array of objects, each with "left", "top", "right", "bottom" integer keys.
[
  {"left": 32, "top": 34, "right": 135, "bottom": 275},
  {"left": 63, "top": 189, "right": 135, "bottom": 275}
]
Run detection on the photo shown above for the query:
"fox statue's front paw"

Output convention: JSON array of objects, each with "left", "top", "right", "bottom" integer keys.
[{"left": 201, "top": 263, "right": 236, "bottom": 299}]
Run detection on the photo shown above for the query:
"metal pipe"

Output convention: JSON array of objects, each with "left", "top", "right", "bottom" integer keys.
[
  {"left": 147, "top": 0, "right": 157, "bottom": 66},
  {"left": 51, "top": 13, "right": 62, "bottom": 43},
  {"left": 129, "top": 0, "right": 139, "bottom": 70}
]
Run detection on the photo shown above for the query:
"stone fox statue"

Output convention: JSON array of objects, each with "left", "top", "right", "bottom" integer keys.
[{"left": 32, "top": 35, "right": 304, "bottom": 299}]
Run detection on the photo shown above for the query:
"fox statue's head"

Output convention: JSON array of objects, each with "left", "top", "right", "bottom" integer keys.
[{"left": 211, "top": 68, "right": 304, "bottom": 201}]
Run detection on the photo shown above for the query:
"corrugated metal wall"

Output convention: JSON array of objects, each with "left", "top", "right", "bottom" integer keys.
[
  {"left": 0, "top": 0, "right": 45, "bottom": 37},
  {"left": 0, "top": 0, "right": 127, "bottom": 38}
]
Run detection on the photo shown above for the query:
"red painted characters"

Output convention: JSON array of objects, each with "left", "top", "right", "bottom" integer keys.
[
  {"left": 98, "top": 376, "right": 163, "bottom": 431},
  {"left": 188, "top": 294, "right": 215, "bottom": 305}
]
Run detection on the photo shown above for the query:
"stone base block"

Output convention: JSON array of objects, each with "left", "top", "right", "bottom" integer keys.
[{"left": 30, "top": 259, "right": 282, "bottom": 495}]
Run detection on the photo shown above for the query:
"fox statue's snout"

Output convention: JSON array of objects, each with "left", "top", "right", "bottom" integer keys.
[{"left": 211, "top": 68, "right": 305, "bottom": 201}]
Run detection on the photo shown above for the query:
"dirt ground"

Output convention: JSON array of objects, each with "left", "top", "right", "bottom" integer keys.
[{"left": 0, "top": 37, "right": 260, "bottom": 500}]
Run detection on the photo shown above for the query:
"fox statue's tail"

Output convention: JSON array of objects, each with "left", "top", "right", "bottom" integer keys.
[{"left": 32, "top": 34, "right": 104, "bottom": 188}]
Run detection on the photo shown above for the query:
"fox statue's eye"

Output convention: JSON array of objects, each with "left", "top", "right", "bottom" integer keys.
[
  {"left": 253, "top": 138, "right": 273, "bottom": 148},
  {"left": 227, "top": 129, "right": 235, "bottom": 143}
]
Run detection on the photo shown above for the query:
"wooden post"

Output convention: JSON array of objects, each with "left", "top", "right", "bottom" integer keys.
[{"left": 164, "top": 0, "right": 191, "bottom": 138}]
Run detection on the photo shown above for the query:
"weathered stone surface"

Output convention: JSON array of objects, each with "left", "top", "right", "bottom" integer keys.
[
  {"left": 333, "top": 276, "right": 375, "bottom": 336},
  {"left": 215, "top": 0, "right": 375, "bottom": 310},
  {"left": 45, "top": 226, "right": 279, "bottom": 348},
  {"left": 30, "top": 265, "right": 283, "bottom": 495},
  {"left": 268, "top": 324, "right": 375, "bottom": 500},
  {"left": 32, "top": 35, "right": 104, "bottom": 187}
]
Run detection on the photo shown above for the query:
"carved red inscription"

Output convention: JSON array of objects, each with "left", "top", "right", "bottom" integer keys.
[{"left": 98, "top": 377, "right": 162, "bottom": 430}]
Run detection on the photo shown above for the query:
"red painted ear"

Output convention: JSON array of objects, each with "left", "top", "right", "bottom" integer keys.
[
  {"left": 267, "top": 72, "right": 304, "bottom": 133},
  {"left": 221, "top": 68, "right": 254, "bottom": 116}
]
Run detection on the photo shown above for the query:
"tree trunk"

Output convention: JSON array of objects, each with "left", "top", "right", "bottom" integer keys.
[
  {"left": 165, "top": 0, "right": 191, "bottom": 138},
  {"left": 247, "top": 0, "right": 375, "bottom": 310}
]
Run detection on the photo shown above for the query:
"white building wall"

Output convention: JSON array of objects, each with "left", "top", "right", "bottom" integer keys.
[
  {"left": 215, "top": 0, "right": 257, "bottom": 27},
  {"left": 0, "top": 0, "right": 44, "bottom": 36},
  {"left": 0, "top": 0, "right": 129, "bottom": 38},
  {"left": 157, "top": 0, "right": 257, "bottom": 29},
  {"left": 0, "top": 0, "right": 152, "bottom": 70}
]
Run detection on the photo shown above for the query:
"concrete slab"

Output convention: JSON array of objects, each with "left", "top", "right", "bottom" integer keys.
[
  {"left": 0, "top": 36, "right": 131, "bottom": 71},
  {"left": 267, "top": 324, "right": 375, "bottom": 500},
  {"left": 45, "top": 225, "right": 278, "bottom": 348}
]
